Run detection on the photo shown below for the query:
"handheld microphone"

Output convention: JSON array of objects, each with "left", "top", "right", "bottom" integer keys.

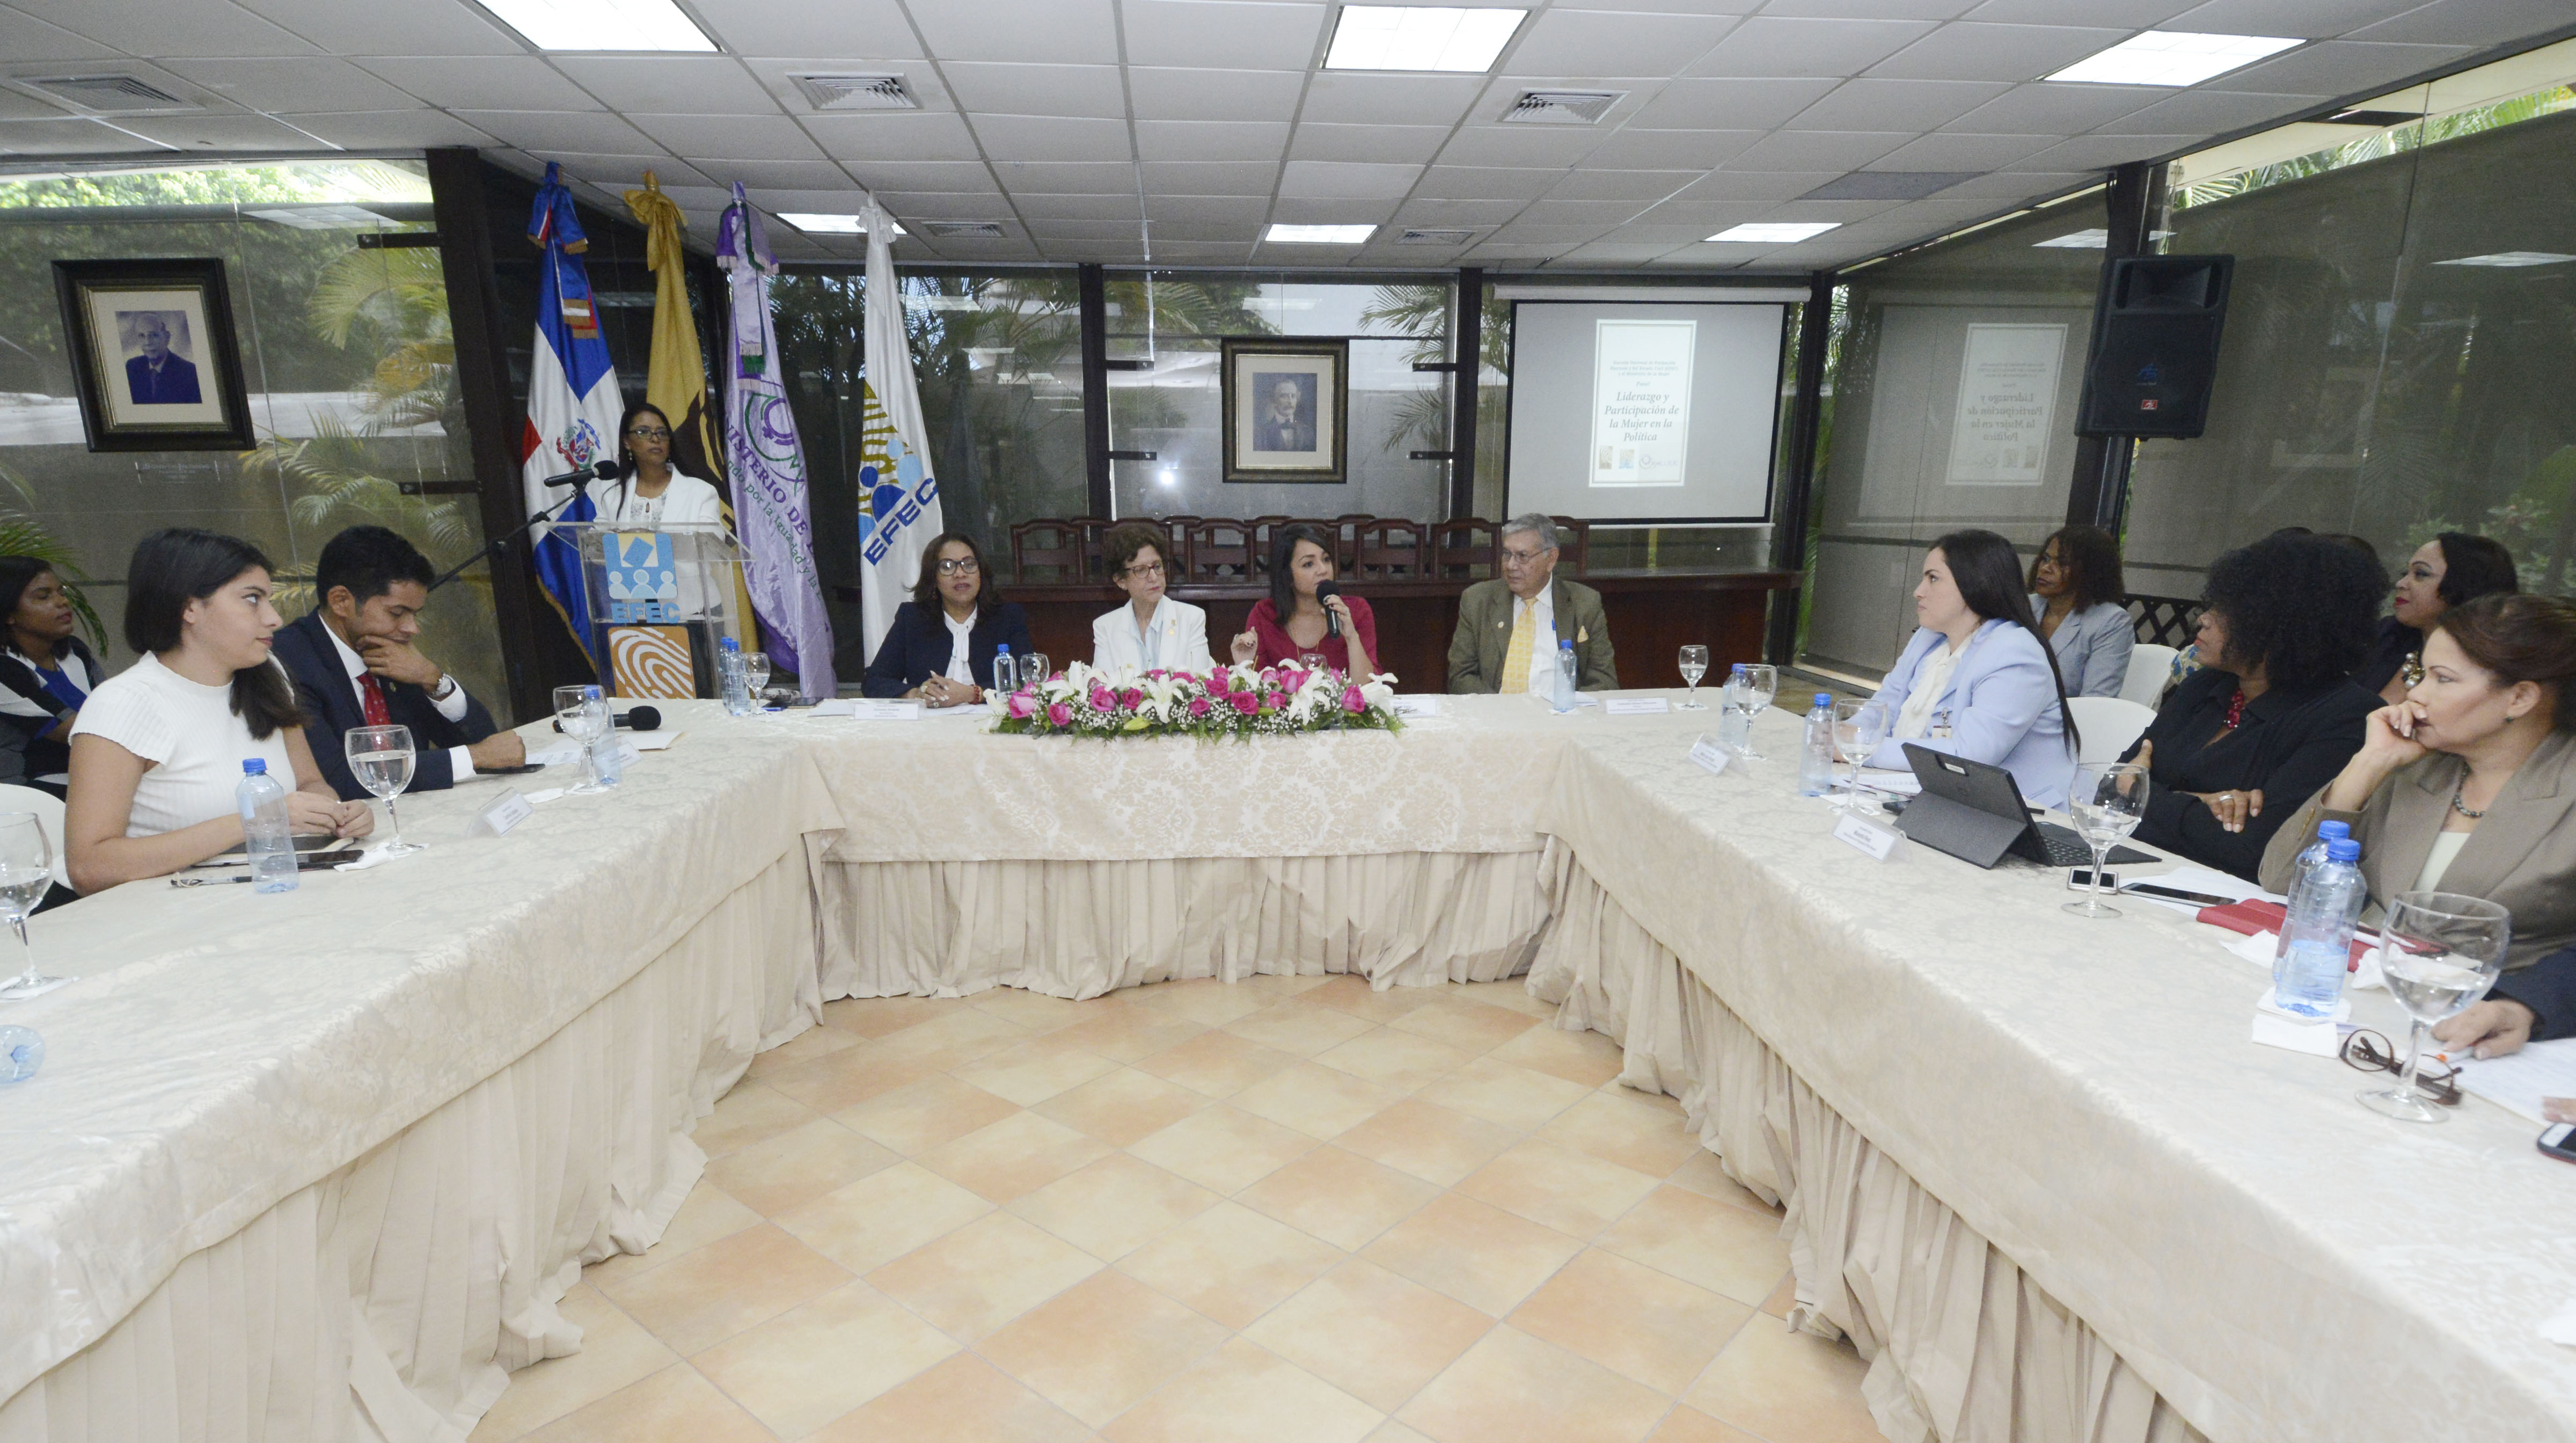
[
  {"left": 542, "top": 460, "right": 618, "bottom": 487},
  {"left": 1316, "top": 579, "right": 1342, "bottom": 639},
  {"left": 552, "top": 703, "right": 662, "bottom": 733}
]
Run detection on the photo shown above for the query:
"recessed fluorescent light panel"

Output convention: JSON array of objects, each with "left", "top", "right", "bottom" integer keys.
[
  {"left": 2433, "top": 251, "right": 2575, "bottom": 267},
  {"left": 1706, "top": 222, "right": 1839, "bottom": 243},
  {"left": 1266, "top": 223, "right": 1377, "bottom": 244},
  {"left": 2046, "top": 32, "right": 2300, "bottom": 87},
  {"left": 779, "top": 213, "right": 905, "bottom": 236},
  {"left": 475, "top": 0, "right": 716, "bottom": 52},
  {"left": 1325, "top": 7, "right": 1526, "bottom": 73}
]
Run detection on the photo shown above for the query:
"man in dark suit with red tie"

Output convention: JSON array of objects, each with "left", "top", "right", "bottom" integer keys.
[
  {"left": 269, "top": 526, "right": 523, "bottom": 801},
  {"left": 123, "top": 313, "right": 202, "bottom": 405}
]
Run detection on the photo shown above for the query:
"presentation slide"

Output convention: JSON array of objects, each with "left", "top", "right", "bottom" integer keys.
[{"left": 1505, "top": 300, "right": 1789, "bottom": 523}]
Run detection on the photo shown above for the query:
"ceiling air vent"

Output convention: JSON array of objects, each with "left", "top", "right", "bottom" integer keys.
[
  {"left": 1500, "top": 90, "right": 1622, "bottom": 126},
  {"left": 1397, "top": 228, "right": 1477, "bottom": 246},
  {"left": 925, "top": 221, "right": 1006, "bottom": 239},
  {"left": 28, "top": 74, "right": 195, "bottom": 113},
  {"left": 788, "top": 74, "right": 918, "bottom": 111}
]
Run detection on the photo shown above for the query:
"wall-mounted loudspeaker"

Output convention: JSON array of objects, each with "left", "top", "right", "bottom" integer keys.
[{"left": 2075, "top": 254, "right": 2234, "bottom": 439}]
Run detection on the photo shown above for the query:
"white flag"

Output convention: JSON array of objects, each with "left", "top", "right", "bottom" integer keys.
[{"left": 855, "top": 196, "right": 945, "bottom": 663}]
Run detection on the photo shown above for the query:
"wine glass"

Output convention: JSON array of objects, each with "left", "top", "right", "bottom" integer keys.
[
  {"left": 1737, "top": 664, "right": 1779, "bottom": 759},
  {"left": 554, "top": 683, "right": 611, "bottom": 795},
  {"left": 741, "top": 650, "right": 771, "bottom": 702},
  {"left": 1831, "top": 699, "right": 1890, "bottom": 812},
  {"left": 1678, "top": 645, "right": 1709, "bottom": 709},
  {"left": 1020, "top": 653, "right": 1050, "bottom": 690},
  {"left": 345, "top": 723, "right": 423, "bottom": 857},
  {"left": 2062, "top": 763, "right": 2149, "bottom": 917},
  {"left": 0, "top": 813, "right": 60, "bottom": 1000},
  {"left": 2362, "top": 891, "right": 2511, "bottom": 1124},
  {"left": 1298, "top": 651, "right": 1326, "bottom": 679}
]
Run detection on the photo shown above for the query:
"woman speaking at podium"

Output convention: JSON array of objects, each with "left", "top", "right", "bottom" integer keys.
[{"left": 599, "top": 403, "right": 723, "bottom": 527}]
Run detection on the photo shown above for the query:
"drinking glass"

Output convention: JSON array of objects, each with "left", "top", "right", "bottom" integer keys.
[
  {"left": 2361, "top": 891, "right": 2511, "bottom": 1124},
  {"left": 2062, "top": 763, "right": 2149, "bottom": 918},
  {"left": 554, "top": 683, "right": 611, "bottom": 795},
  {"left": 740, "top": 650, "right": 771, "bottom": 701},
  {"left": 1298, "top": 652, "right": 1326, "bottom": 677},
  {"left": 1831, "top": 699, "right": 1890, "bottom": 812},
  {"left": 1737, "top": 665, "right": 1779, "bottom": 759},
  {"left": 1678, "top": 645, "right": 1710, "bottom": 709},
  {"left": 1020, "top": 653, "right": 1050, "bottom": 690},
  {"left": 0, "top": 814, "right": 57, "bottom": 1001},
  {"left": 346, "top": 723, "right": 423, "bottom": 857}
]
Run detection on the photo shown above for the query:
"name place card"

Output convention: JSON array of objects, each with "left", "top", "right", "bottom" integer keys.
[
  {"left": 850, "top": 699, "right": 924, "bottom": 721},
  {"left": 1604, "top": 697, "right": 1671, "bottom": 716},
  {"left": 1688, "top": 735, "right": 1731, "bottom": 776},
  {"left": 466, "top": 788, "right": 534, "bottom": 839},
  {"left": 1832, "top": 811, "right": 1902, "bottom": 862}
]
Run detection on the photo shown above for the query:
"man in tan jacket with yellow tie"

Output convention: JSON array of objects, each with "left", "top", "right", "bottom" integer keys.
[{"left": 1448, "top": 514, "right": 1619, "bottom": 694}]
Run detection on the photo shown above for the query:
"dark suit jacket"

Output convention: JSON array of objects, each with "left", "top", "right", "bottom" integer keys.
[
  {"left": 2492, "top": 944, "right": 2576, "bottom": 1043},
  {"left": 1447, "top": 577, "right": 1618, "bottom": 693},
  {"left": 270, "top": 611, "right": 499, "bottom": 801},
  {"left": 126, "top": 352, "right": 201, "bottom": 405},
  {"left": 862, "top": 601, "right": 1034, "bottom": 697},
  {"left": 2120, "top": 667, "right": 2380, "bottom": 880}
]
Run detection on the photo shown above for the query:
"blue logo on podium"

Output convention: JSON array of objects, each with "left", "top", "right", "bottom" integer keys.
[{"left": 605, "top": 531, "right": 682, "bottom": 622}]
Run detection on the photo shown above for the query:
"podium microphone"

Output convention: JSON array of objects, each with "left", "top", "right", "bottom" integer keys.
[
  {"left": 553, "top": 703, "right": 662, "bottom": 733},
  {"left": 1316, "top": 579, "right": 1343, "bottom": 639},
  {"left": 543, "top": 460, "right": 619, "bottom": 487}
]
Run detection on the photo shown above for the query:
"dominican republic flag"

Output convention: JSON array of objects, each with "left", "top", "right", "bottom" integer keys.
[
  {"left": 521, "top": 162, "right": 624, "bottom": 665},
  {"left": 856, "top": 195, "right": 943, "bottom": 664}
]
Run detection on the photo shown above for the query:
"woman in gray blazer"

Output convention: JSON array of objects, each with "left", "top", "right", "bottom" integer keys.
[
  {"left": 2028, "top": 524, "right": 2135, "bottom": 698},
  {"left": 2261, "top": 593, "right": 2576, "bottom": 968}
]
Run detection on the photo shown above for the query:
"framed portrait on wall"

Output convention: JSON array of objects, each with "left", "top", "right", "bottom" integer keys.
[
  {"left": 53, "top": 257, "right": 255, "bottom": 452},
  {"left": 1221, "top": 337, "right": 1347, "bottom": 484}
]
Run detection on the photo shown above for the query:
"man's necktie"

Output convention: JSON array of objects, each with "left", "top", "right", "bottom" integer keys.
[
  {"left": 1499, "top": 601, "right": 1535, "bottom": 693},
  {"left": 360, "top": 673, "right": 391, "bottom": 727}
]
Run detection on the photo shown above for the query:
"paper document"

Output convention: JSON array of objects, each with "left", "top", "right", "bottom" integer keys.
[
  {"left": 2452, "top": 1038, "right": 2576, "bottom": 1123},
  {"left": 627, "top": 731, "right": 679, "bottom": 750},
  {"left": 2250, "top": 1010, "right": 2342, "bottom": 1057},
  {"left": 809, "top": 698, "right": 858, "bottom": 717},
  {"left": 1604, "top": 697, "right": 1670, "bottom": 716},
  {"left": 848, "top": 699, "right": 923, "bottom": 721},
  {"left": 1855, "top": 768, "right": 1920, "bottom": 796},
  {"left": 1392, "top": 696, "right": 1443, "bottom": 718}
]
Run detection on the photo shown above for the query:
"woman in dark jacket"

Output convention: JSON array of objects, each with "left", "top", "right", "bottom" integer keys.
[
  {"left": 860, "top": 531, "right": 1034, "bottom": 704},
  {"left": 0, "top": 556, "right": 104, "bottom": 796},
  {"left": 2123, "top": 534, "right": 2386, "bottom": 879},
  {"left": 2357, "top": 531, "right": 2516, "bottom": 702}
]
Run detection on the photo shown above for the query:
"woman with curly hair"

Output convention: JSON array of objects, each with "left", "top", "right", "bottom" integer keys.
[
  {"left": 2121, "top": 532, "right": 2385, "bottom": 879},
  {"left": 2026, "top": 524, "right": 2133, "bottom": 697}
]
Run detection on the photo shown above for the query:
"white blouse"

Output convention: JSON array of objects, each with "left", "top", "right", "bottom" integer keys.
[
  {"left": 597, "top": 470, "right": 724, "bottom": 528},
  {"left": 1895, "top": 637, "right": 1966, "bottom": 740},
  {"left": 69, "top": 653, "right": 295, "bottom": 837}
]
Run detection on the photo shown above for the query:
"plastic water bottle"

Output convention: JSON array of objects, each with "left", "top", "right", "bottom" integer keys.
[
  {"left": 1553, "top": 640, "right": 1578, "bottom": 712},
  {"left": 1798, "top": 693, "right": 1836, "bottom": 796},
  {"left": 992, "top": 644, "right": 1016, "bottom": 698},
  {"left": 1716, "top": 666, "right": 1752, "bottom": 752},
  {"left": 589, "top": 728, "right": 626, "bottom": 786},
  {"left": 718, "top": 637, "right": 755, "bottom": 716},
  {"left": 2274, "top": 837, "right": 2365, "bottom": 1017},
  {"left": 2292, "top": 819, "right": 2352, "bottom": 887},
  {"left": 237, "top": 758, "right": 298, "bottom": 893},
  {"left": 0, "top": 1024, "right": 38, "bottom": 1084}
]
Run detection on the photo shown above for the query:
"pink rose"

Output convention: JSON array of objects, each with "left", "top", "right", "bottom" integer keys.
[
  {"left": 1089, "top": 683, "right": 1116, "bottom": 711},
  {"left": 1228, "top": 691, "right": 1260, "bottom": 716},
  {"left": 1187, "top": 696, "right": 1212, "bottom": 719},
  {"left": 1343, "top": 684, "right": 1367, "bottom": 713},
  {"left": 1046, "top": 702, "right": 1072, "bottom": 727},
  {"left": 1118, "top": 687, "right": 1144, "bottom": 708},
  {"left": 1007, "top": 691, "right": 1035, "bottom": 719}
]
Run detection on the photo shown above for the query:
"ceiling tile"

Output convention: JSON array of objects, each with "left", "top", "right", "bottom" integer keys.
[
  {"left": 117, "top": 113, "right": 334, "bottom": 149},
  {"left": 1579, "top": 127, "right": 1760, "bottom": 169},
  {"left": 157, "top": 56, "right": 423, "bottom": 113},
  {"left": 1485, "top": 222, "right": 1615, "bottom": 242},
  {"left": 972, "top": 114, "right": 1131, "bottom": 163},
  {"left": 1666, "top": 169, "right": 1845, "bottom": 203},
  {"left": 1148, "top": 240, "right": 1258, "bottom": 260},
  {"left": 1028, "top": 219, "right": 1145, "bottom": 239},
  {"left": 2200, "top": 39, "right": 2473, "bottom": 93},
  {"left": 846, "top": 161, "right": 997, "bottom": 192},
  {"left": 2166, "top": 0, "right": 2416, "bottom": 38},
  {"left": 356, "top": 56, "right": 604, "bottom": 112},
  {"left": 2095, "top": 88, "right": 2329, "bottom": 134},
  {"left": 1546, "top": 168, "right": 1702, "bottom": 201},
  {"left": 1268, "top": 196, "right": 1398, "bottom": 223},
  {"left": 1723, "top": 129, "right": 1909, "bottom": 171},
  {"left": 1143, "top": 194, "right": 1269, "bottom": 222},
  {"left": 1961, "top": 0, "right": 2195, "bottom": 20},
  {"left": 2008, "top": 133, "right": 2199, "bottom": 169},
  {"left": 1558, "top": 241, "right": 1677, "bottom": 262},
  {"left": 0, "top": 7, "right": 117, "bottom": 61},
  {"left": 231, "top": 0, "right": 521, "bottom": 54},
  {"left": 1517, "top": 198, "right": 1651, "bottom": 223},
  {"left": 1288, "top": 122, "right": 1450, "bottom": 164},
  {"left": 1122, "top": 0, "right": 1326, "bottom": 69},
  {"left": 12, "top": 0, "right": 321, "bottom": 56},
  {"left": 551, "top": 56, "right": 779, "bottom": 114},
  {"left": 694, "top": 0, "right": 924, "bottom": 56},
  {"left": 1941, "top": 81, "right": 2166, "bottom": 133},
  {"left": 699, "top": 158, "right": 851, "bottom": 188},
  {"left": 0, "top": 118, "right": 169, "bottom": 155},
  {"left": 908, "top": 0, "right": 1118, "bottom": 63},
  {"left": 286, "top": 110, "right": 497, "bottom": 148},
  {"left": 1633, "top": 77, "right": 1844, "bottom": 129},
  {"left": 1001, "top": 159, "right": 1151, "bottom": 190},
  {"left": 1869, "top": 23, "right": 2132, "bottom": 82},
  {"left": 1759, "top": 0, "right": 1983, "bottom": 23},
  {"left": 1604, "top": 221, "right": 1744, "bottom": 242},
  {"left": 533, "top": 153, "right": 716, "bottom": 189},
  {"left": 1788, "top": 77, "right": 2012, "bottom": 129},
  {"left": 1279, "top": 158, "right": 1421, "bottom": 198},
  {"left": 1135, "top": 159, "right": 1282, "bottom": 194},
  {"left": 628, "top": 114, "right": 825, "bottom": 161},
  {"left": 0, "top": 90, "right": 75, "bottom": 121},
  {"left": 1935, "top": 168, "right": 2092, "bottom": 196},
  {"left": 742, "top": 58, "right": 954, "bottom": 114},
  {"left": 805, "top": 112, "right": 984, "bottom": 162},
  {"left": 1136, "top": 119, "right": 1289, "bottom": 162},
  {"left": 2351, "top": 0, "right": 2576, "bottom": 45},
  {"left": 876, "top": 192, "right": 1011, "bottom": 218},
  {"left": 1865, "top": 130, "right": 2056, "bottom": 168},
  {"left": 1147, "top": 218, "right": 1261, "bottom": 240},
  {"left": 1126, "top": 67, "right": 1305, "bottom": 122},
  {"left": 1436, "top": 125, "right": 1607, "bottom": 167},
  {"left": 453, "top": 110, "right": 657, "bottom": 152},
  {"left": 1394, "top": 197, "right": 1530, "bottom": 222},
  {"left": 1414, "top": 165, "right": 1564, "bottom": 201},
  {"left": 1297, "top": 72, "right": 1485, "bottom": 126},
  {"left": 1504, "top": 9, "right": 1745, "bottom": 74},
  {"left": 729, "top": 186, "right": 880, "bottom": 210},
  {"left": 1687, "top": 17, "right": 1940, "bottom": 77},
  {"left": 1014, "top": 192, "right": 1140, "bottom": 219},
  {"left": 941, "top": 62, "right": 1128, "bottom": 118}
]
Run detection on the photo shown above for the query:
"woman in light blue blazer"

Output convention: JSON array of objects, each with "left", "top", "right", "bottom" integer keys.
[
  {"left": 2028, "top": 524, "right": 2135, "bottom": 697},
  {"left": 1091, "top": 523, "right": 1215, "bottom": 675},
  {"left": 1867, "top": 528, "right": 2081, "bottom": 808}
]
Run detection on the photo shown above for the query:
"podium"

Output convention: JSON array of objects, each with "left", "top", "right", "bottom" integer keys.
[{"left": 557, "top": 522, "right": 751, "bottom": 700}]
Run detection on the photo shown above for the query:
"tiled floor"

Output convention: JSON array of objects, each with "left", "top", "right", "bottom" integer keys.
[{"left": 468, "top": 975, "right": 1881, "bottom": 1443}]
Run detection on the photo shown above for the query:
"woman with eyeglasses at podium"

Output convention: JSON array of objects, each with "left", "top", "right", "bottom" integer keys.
[
  {"left": 598, "top": 403, "right": 724, "bottom": 529},
  {"left": 862, "top": 533, "right": 1033, "bottom": 708}
]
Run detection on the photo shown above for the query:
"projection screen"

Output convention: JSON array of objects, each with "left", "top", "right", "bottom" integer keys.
[{"left": 1505, "top": 298, "right": 1791, "bottom": 523}]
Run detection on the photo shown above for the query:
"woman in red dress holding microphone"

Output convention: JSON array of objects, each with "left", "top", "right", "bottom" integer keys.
[{"left": 1230, "top": 523, "right": 1379, "bottom": 679}]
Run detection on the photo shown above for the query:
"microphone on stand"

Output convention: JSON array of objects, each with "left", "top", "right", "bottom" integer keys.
[
  {"left": 552, "top": 704, "right": 662, "bottom": 733},
  {"left": 1316, "top": 579, "right": 1343, "bottom": 639},
  {"left": 543, "top": 460, "right": 620, "bottom": 487}
]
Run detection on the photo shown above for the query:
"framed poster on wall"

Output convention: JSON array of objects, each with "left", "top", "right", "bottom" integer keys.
[
  {"left": 52, "top": 257, "right": 255, "bottom": 453},
  {"left": 1221, "top": 337, "right": 1347, "bottom": 484}
]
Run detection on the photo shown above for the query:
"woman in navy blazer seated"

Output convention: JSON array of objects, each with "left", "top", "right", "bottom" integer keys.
[
  {"left": 1865, "top": 528, "right": 2080, "bottom": 808},
  {"left": 862, "top": 531, "right": 1033, "bottom": 706}
]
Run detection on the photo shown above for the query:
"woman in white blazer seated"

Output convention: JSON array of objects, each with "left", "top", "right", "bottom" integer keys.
[{"left": 1091, "top": 523, "right": 1214, "bottom": 675}]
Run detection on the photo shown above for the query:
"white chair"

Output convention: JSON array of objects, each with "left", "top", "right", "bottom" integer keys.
[
  {"left": 0, "top": 785, "right": 69, "bottom": 892},
  {"left": 2067, "top": 696, "right": 2156, "bottom": 767},
  {"left": 2120, "top": 644, "right": 2178, "bottom": 708}
]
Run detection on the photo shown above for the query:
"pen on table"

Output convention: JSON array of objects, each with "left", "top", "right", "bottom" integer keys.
[{"left": 173, "top": 874, "right": 257, "bottom": 886}]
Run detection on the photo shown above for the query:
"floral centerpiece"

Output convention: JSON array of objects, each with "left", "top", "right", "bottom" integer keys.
[{"left": 990, "top": 660, "right": 1403, "bottom": 739}]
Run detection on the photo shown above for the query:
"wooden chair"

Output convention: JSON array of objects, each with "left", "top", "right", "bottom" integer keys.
[
  {"left": 1546, "top": 515, "right": 1590, "bottom": 574},
  {"left": 1242, "top": 515, "right": 1293, "bottom": 576},
  {"left": 1147, "top": 515, "right": 1198, "bottom": 580},
  {"left": 1432, "top": 518, "right": 1498, "bottom": 581},
  {"left": 1009, "top": 519, "right": 1088, "bottom": 584},
  {"left": 1352, "top": 519, "right": 1428, "bottom": 581},
  {"left": 1184, "top": 518, "right": 1256, "bottom": 582}
]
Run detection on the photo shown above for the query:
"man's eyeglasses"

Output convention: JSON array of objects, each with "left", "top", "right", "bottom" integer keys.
[
  {"left": 1123, "top": 562, "right": 1166, "bottom": 579},
  {"left": 1500, "top": 547, "right": 1551, "bottom": 566},
  {"left": 2339, "top": 1029, "right": 2461, "bottom": 1105},
  {"left": 625, "top": 426, "right": 672, "bottom": 442},
  {"left": 936, "top": 557, "right": 981, "bottom": 575}
]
